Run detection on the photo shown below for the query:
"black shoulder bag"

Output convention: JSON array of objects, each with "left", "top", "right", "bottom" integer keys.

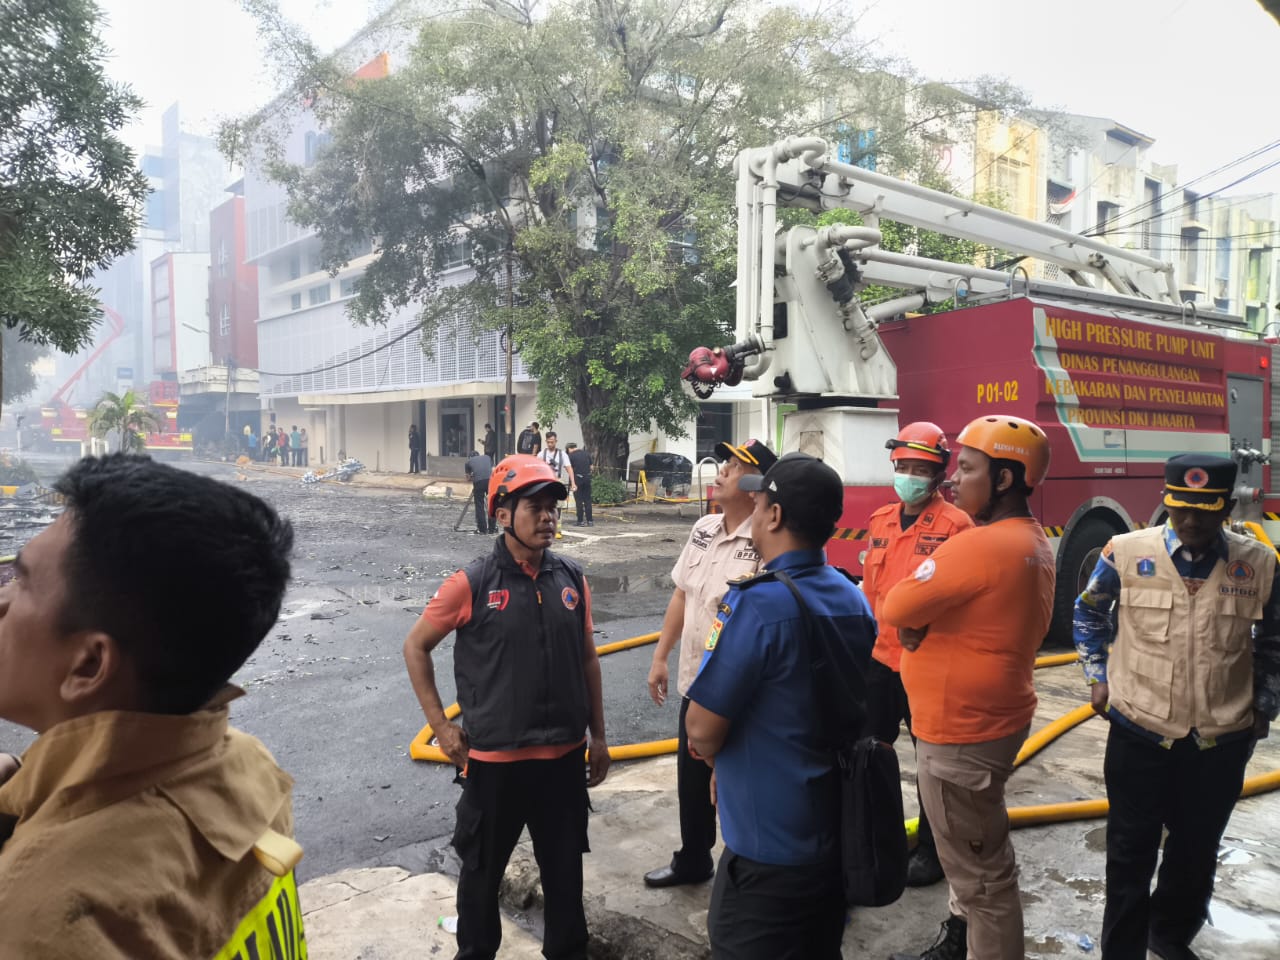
[{"left": 775, "top": 570, "right": 909, "bottom": 908}]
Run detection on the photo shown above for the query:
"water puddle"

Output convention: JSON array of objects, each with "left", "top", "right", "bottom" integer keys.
[
  {"left": 1084, "top": 826, "right": 1107, "bottom": 853},
  {"left": 1208, "top": 900, "right": 1280, "bottom": 941},
  {"left": 588, "top": 573, "right": 675, "bottom": 594},
  {"left": 1045, "top": 867, "right": 1105, "bottom": 900}
]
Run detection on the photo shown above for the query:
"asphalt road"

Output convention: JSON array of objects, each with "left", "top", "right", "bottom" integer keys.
[{"left": 0, "top": 456, "right": 692, "bottom": 880}]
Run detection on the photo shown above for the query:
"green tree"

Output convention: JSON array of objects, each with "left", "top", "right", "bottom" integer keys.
[
  {"left": 1, "top": 327, "right": 47, "bottom": 405},
  {"left": 230, "top": 0, "right": 1050, "bottom": 469},
  {"left": 0, "top": 0, "right": 150, "bottom": 403},
  {"left": 87, "top": 390, "right": 160, "bottom": 454}
]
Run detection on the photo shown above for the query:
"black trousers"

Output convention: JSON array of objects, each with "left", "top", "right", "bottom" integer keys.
[
  {"left": 673, "top": 696, "right": 717, "bottom": 876},
  {"left": 574, "top": 478, "right": 593, "bottom": 522},
  {"left": 1101, "top": 721, "right": 1252, "bottom": 959},
  {"left": 452, "top": 748, "right": 590, "bottom": 960},
  {"left": 472, "top": 482, "right": 493, "bottom": 533},
  {"left": 708, "top": 848, "right": 845, "bottom": 959},
  {"left": 862, "top": 657, "right": 935, "bottom": 854}
]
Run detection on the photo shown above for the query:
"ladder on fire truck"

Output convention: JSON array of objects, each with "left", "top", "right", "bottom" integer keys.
[{"left": 707, "top": 136, "right": 1202, "bottom": 402}]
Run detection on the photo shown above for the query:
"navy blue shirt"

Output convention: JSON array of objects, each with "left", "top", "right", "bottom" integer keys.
[{"left": 687, "top": 548, "right": 876, "bottom": 866}]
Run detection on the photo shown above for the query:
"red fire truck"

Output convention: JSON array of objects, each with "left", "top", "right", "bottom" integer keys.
[
  {"left": 685, "top": 137, "right": 1276, "bottom": 644},
  {"left": 40, "top": 307, "right": 193, "bottom": 456}
]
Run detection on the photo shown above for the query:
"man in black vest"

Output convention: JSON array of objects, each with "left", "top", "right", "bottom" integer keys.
[{"left": 403, "top": 454, "right": 610, "bottom": 960}]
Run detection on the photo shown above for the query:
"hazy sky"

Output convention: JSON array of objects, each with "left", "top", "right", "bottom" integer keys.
[{"left": 99, "top": 0, "right": 1280, "bottom": 194}]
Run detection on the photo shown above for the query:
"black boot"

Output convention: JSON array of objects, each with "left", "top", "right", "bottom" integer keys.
[
  {"left": 905, "top": 843, "right": 945, "bottom": 887},
  {"left": 889, "top": 915, "right": 967, "bottom": 960}
]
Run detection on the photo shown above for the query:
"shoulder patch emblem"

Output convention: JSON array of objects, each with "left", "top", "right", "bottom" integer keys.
[
  {"left": 487, "top": 589, "right": 510, "bottom": 611},
  {"left": 706, "top": 618, "right": 724, "bottom": 651},
  {"left": 914, "top": 558, "right": 936, "bottom": 582},
  {"left": 717, "top": 601, "right": 732, "bottom": 616},
  {"left": 561, "top": 586, "right": 580, "bottom": 610}
]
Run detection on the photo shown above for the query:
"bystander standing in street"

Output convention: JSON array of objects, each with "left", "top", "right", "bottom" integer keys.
[
  {"left": 1074, "top": 454, "right": 1280, "bottom": 960},
  {"left": 884, "top": 415, "right": 1055, "bottom": 960},
  {"left": 566, "top": 442, "right": 593, "bottom": 526},
  {"left": 465, "top": 448, "right": 496, "bottom": 535},
  {"left": 403, "top": 454, "right": 609, "bottom": 960},
  {"left": 540, "top": 431, "right": 570, "bottom": 539},
  {"left": 299, "top": 428, "right": 309, "bottom": 467},
  {"left": 860, "top": 422, "right": 972, "bottom": 888},
  {"left": 0, "top": 454, "right": 300, "bottom": 958},
  {"left": 408, "top": 425, "right": 422, "bottom": 474},
  {"left": 483, "top": 423, "right": 497, "bottom": 459},
  {"left": 289, "top": 425, "right": 302, "bottom": 467},
  {"left": 643, "top": 438, "right": 775, "bottom": 890},
  {"left": 686, "top": 453, "right": 876, "bottom": 959}
]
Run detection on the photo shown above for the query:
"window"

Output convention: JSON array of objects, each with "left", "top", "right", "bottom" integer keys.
[
  {"left": 219, "top": 303, "right": 231, "bottom": 337},
  {"left": 437, "top": 236, "right": 472, "bottom": 270},
  {"left": 340, "top": 276, "right": 362, "bottom": 297},
  {"left": 993, "top": 157, "right": 1027, "bottom": 206},
  {"left": 1096, "top": 202, "right": 1120, "bottom": 236},
  {"left": 304, "top": 131, "right": 333, "bottom": 167},
  {"left": 1141, "top": 179, "right": 1162, "bottom": 256},
  {"left": 1248, "top": 249, "right": 1264, "bottom": 302},
  {"left": 290, "top": 293, "right": 302, "bottom": 311},
  {"left": 287, "top": 255, "right": 301, "bottom": 281},
  {"left": 145, "top": 192, "right": 165, "bottom": 230},
  {"left": 307, "top": 252, "right": 324, "bottom": 274},
  {"left": 835, "top": 125, "right": 877, "bottom": 171},
  {"left": 307, "top": 283, "right": 330, "bottom": 306},
  {"left": 217, "top": 239, "right": 229, "bottom": 278},
  {"left": 346, "top": 236, "right": 373, "bottom": 259}
]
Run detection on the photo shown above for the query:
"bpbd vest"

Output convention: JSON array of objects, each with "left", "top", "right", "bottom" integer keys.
[{"left": 454, "top": 540, "right": 589, "bottom": 751}]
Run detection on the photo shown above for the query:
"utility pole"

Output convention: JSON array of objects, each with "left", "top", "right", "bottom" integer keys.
[
  {"left": 505, "top": 241, "right": 515, "bottom": 458},
  {"left": 224, "top": 356, "right": 235, "bottom": 437}
]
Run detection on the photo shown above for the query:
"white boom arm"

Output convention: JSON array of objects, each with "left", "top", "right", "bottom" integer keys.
[{"left": 682, "top": 136, "right": 1182, "bottom": 403}]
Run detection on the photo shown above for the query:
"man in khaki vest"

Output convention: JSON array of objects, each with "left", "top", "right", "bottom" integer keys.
[{"left": 1074, "top": 453, "right": 1280, "bottom": 960}]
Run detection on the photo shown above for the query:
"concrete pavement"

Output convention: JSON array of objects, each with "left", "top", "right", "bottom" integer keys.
[{"left": 298, "top": 662, "right": 1280, "bottom": 959}]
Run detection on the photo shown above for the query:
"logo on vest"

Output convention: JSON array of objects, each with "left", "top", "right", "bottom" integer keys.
[
  {"left": 1136, "top": 557, "right": 1156, "bottom": 578},
  {"left": 487, "top": 589, "right": 510, "bottom": 611},
  {"left": 561, "top": 586, "right": 580, "bottom": 610},
  {"left": 1226, "top": 560, "right": 1255, "bottom": 583}
]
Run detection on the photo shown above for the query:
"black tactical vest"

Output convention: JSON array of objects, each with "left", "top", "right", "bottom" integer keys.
[{"left": 454, "top": 538, "right": 589, "bottom": 751}]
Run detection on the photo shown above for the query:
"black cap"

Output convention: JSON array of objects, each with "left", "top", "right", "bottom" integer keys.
[
  {"left": 1163, "top": 454, "right": 1236, "bottom": 512},
  {"left": 714, "top": 438, "right": 778, "bottom": 473},
  {"left": 738, "top": 453, "right": 844, "bottom": 539}
]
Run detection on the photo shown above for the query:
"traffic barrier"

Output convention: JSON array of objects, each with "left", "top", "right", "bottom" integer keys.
[{"left": 409, "top": 633, "right": 1280, "bottom": 837}]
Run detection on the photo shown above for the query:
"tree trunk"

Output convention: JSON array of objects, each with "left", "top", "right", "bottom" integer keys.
[{"left": 580, "top": 419, "right": 629, "bottom": 480}]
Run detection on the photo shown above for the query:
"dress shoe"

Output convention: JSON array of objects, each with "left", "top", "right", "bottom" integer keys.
[
  {"left": 643, "top": 864, "right": 713, "bottom": 888},
  {"left": 905, "top": 844, "right": 945, "bottom": 887},
  {"left": 889, "top": 914, "right": 967, "bottom": 960}
]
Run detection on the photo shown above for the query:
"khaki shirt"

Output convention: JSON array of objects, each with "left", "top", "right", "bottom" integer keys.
[
  {"left": 671, "top": 513, "right": 761, "bottom": 695},
  {"left": 0, "top": 687, "right": 295, "bottom": 959}
]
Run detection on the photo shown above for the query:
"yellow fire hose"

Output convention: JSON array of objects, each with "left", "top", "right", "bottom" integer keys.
[{"left": 410, "top": 632, "right": 1280, "bottom": 836}]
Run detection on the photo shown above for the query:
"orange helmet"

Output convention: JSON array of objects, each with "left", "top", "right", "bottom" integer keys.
[
  {"left": 487, "top": 454, "right": 568, "bottom": 517},
  {"left": 886, "top": 421, "right": 950, "bottom": 467},
  {"left": 956, "top": 415, "right": 1051, "bottom": 487}
]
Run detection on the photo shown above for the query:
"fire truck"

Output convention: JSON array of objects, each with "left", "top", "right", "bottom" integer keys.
[
  {"left": 684, "top": 136, "right": 1277, "bottom": 644},
  {"left": 39, "top": 306, "right": 193, "bottom": 456}
]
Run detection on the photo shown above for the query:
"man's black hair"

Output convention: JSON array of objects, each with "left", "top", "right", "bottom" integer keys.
[
  {"left": 53, "top": 454, "right": 294, "bottom": 715},
  {"left": 989, "top": 458, "right": 1032, "bottom": 498}
]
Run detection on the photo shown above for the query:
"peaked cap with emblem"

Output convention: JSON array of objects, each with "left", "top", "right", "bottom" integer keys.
[{"left": 1163, "top": 453, "right": 1236, "bottom": 512}]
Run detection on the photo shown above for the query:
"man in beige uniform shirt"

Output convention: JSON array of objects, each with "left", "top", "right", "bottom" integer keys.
[{"left": 644, "top": 438, "right": 776, "bottom": 887}]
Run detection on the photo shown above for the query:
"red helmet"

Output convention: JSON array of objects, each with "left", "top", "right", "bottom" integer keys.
[
  {"left": 487, "top": 454, "right": 568, "bottom": 517},
  {"left": 885, "top": 421, "right": 951, "bottom": 467}
]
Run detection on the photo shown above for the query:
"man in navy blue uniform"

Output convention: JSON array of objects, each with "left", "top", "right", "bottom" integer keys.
[{"left": 686, "top": 453, "right": 876, "bottom": 960}]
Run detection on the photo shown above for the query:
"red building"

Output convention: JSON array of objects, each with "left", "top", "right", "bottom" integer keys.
[{"left": 209, "top": 181, "right": 259, "bottom": 369}]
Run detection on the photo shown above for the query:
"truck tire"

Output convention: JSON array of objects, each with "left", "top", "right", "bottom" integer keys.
[{"left": 1046, "top": 516, "right": 1118, "bottom": 649}]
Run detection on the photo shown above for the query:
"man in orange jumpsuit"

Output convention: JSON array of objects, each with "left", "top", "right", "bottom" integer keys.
[
  {"left": 884, "top": 415, "right": 1056, "bottom": 960},
  {"left": 860, "top": 422, "right": 972, "bottom": 887}
]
